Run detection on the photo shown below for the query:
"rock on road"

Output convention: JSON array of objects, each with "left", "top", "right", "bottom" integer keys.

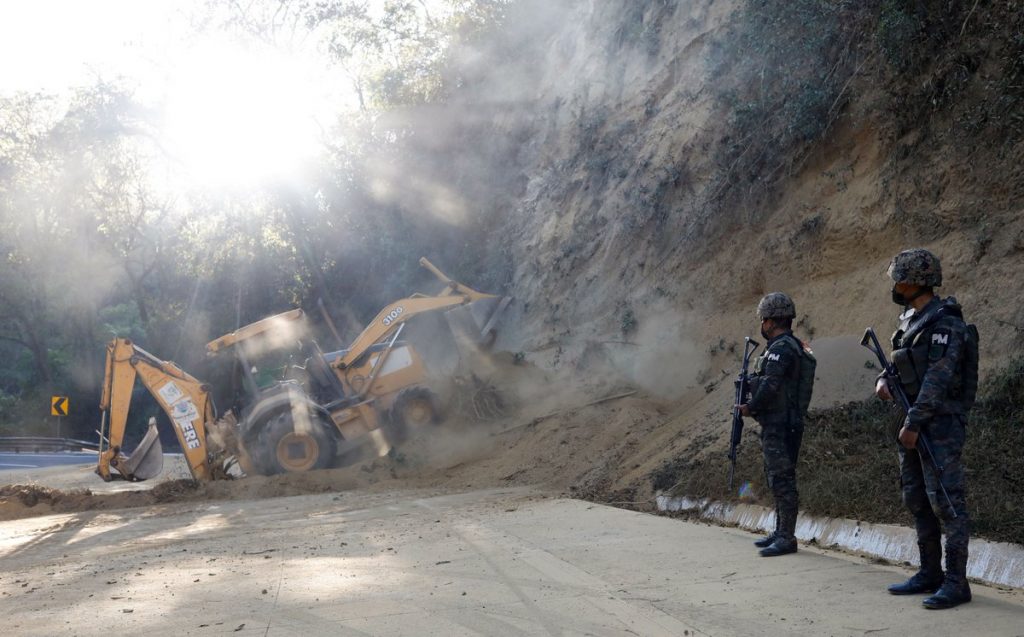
[{"left": 0, "top": 487, "right": 1021, "bottom": 636}]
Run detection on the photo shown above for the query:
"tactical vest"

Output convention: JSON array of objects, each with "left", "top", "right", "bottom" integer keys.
[
  {"left": 891, "top": 298, "right": 979, "bottom": 412},
  {"left": 782, "top": 334, "right": 817, "bottom": 418},
  {"left": 751, "top": 333, "right": 816, "bottom": 419}
]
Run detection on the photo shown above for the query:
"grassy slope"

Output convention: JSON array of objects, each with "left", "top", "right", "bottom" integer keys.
[{"left": 655, "top": 359, "right": 1024, "bottom": 545}]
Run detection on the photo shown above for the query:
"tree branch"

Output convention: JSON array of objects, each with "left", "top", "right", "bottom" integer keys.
[
  {"left": 0, "top": 334, "right": 31, "bottom": 349},
  {"left": 960, "top": 0, "right": 982, "bottom": 38}
]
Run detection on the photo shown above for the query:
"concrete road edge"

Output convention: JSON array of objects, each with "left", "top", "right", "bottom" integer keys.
[{"left": 656, "top": 494, "right": 1024, "bottom": 589}]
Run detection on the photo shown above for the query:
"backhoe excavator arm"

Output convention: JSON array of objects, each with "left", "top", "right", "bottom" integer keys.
[
  {"left": 336, "top": 258, "right": 503, "bottom": 369},
  {"left": 98, "top": 338, "right": 219, "bottom": 481}
]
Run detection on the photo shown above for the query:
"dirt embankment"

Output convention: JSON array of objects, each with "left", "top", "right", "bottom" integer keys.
[
  {"left": 428, "top": 1, "right": 1024, "bottom": 384},
  {"left": 429, "top": 0, "right": 1024, "bottom": 540}
]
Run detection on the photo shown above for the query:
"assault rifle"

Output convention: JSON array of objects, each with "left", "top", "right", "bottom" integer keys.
[
  {"left": 728, "top": 336, "right": 760, "bottom": 490},
  {"left": 860, "top": 328, "right": 956, "bottom": 517}
]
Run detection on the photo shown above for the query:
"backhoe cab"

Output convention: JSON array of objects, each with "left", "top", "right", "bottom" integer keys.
[{"left": 96, "top": 258, "right": 508, "bottom": 481}]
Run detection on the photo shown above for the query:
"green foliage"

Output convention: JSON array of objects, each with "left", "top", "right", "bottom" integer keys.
[
  {"left": 947, "top": 358, "right": 1024, "bottom": 541},
  {"left": 708, "top": 0, "right": 875, "bottom": 213},
  {"left": 980, "top": 356, "right": 1024, "bottom": 419},
  {"left": 0, "top": 389, "right": 17, "bottom": 422},
  {"left": 209, "top": 0, "right": 513, "bottom": 110},
  {"left": 98, "top": 303, "right": 148, "bottom": 342},
  {"left": 610, "top": 1, "right": 672, "bottom": 59},
  {"left": 877, "top": 0, "right": 923, "bottom": 71},
  {"left": 871, "top": 1, "right": 1024, "bottom": 144}
]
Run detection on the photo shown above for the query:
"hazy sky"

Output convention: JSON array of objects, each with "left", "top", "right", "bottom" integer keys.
[
  {"left": 0, "top": 1, "right": 351, "bottom": 186},
  {"left": 0, "top": 0, "right": 188, "bottom": 93},
  {"left": 0, "top": 0, "right": 449, "bottom": 94},
  {"left": 0, "top": 0, "right": 448, "bottom": 186}
]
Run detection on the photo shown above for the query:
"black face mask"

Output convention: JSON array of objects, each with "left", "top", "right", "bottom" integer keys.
[
  {"left": 891, "top": 287, "right": 909, "bottom": 306},
  {"left": 892, "top": 286, "right": 927, "bottom": 307},
  {"left": 760, "top": 322, "right": 771, "bottom": 340}
]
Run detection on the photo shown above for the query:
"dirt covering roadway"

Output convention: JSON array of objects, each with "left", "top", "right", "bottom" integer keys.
[
  {"left": 0, "top": 370, "right": 1021, "bottom": 635},
  {"left": 1, "top": 485, "right": 1022, "bottom": 637}
]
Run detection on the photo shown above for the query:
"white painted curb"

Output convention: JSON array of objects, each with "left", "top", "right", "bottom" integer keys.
[{"left": 655, "top": 494, "right": 1024, "bottom": 589}]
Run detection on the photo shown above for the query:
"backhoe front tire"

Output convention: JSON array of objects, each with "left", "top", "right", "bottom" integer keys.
[
  {"left": 257, "top": 410, "right": 337, "bottom": 475},
  {"left": 388, "top": 387, "right": 441, "bottom": 444}
]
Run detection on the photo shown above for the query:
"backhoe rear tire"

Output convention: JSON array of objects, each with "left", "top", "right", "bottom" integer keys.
[{"left": 256, "top": 410, "right": 337, "bottom": 475}]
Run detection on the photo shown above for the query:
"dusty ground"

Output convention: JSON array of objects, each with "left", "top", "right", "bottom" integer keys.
[
  {"left": 2, "top": 486, "right": 1022, "bottom": 637},
  {"left": 0, "top": 347, "right": 1017, "bottom": 637},
  {"left": 0, "top": 385, "right": 681, "bottom": 525},
  {"left": 1, "top": 363, "right": 1021, "bottom": 635}
]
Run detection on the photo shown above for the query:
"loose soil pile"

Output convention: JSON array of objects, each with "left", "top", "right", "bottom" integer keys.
[{"left": 0, "top": 467, "right": 371, "bottom": 522}]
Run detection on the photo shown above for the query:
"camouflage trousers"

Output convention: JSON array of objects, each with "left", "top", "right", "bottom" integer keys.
[
  {"left": 760, "top": 416, "right": 802, "bottom": 540},
  {"left": 899, "top": 413, "right": 970, "bottom": 580}
]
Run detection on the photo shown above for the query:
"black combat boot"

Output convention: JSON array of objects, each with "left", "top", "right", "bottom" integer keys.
[
  {"left": 759, "top": 536, "right": 797, "bottom": 557},
  {"left": 754, "top": 534, "right": 776, "bottom": 548},
  {"left": 888, "top": 541, "right": 943, "bottom": 595},
  {"left": 759, "top": 508, "right": 797, "bottom": 557},
  {"left": 754, "top": 507, "right": 780, "bottom": 548},
  {"left": 922, "top": 577, "right": 971, "bottom": 609},
  {"left": 923, "top": 548, "right": 971, "bottom": 609}
]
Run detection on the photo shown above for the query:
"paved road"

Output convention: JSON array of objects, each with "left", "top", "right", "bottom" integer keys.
[
  {"left": 0, "top": 452, "right": 97, "bottom": 471},
  {"left": 0, "top": 454, "right": 189, "bottom": 494},
  {"left": 0, "top": 486, "right": 1021, "bottom": 636}
]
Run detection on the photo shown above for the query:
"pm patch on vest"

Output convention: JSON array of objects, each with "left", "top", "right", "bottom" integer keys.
[
  {"left": 929, "top": 328, "right": 951, "bottom": 361},
  {"left": 767, "top": 352, "right": 781, "bottom": 362}
]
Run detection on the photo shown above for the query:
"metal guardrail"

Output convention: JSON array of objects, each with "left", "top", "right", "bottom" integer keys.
[{"left": 0, "top": 437, "right": 99, "bottom": 453}]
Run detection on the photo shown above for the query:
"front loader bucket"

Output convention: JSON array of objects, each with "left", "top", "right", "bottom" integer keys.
[{"left": 120, "top": 420, "right": 164, "bottom": 481}]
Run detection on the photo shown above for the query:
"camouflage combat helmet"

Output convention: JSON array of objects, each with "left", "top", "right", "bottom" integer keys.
[
  {"left": 756, "top": 292, "right": 796, "bottom": 320},
  {"left": 887, "top": 248, "right": 942, "bottom": 287}
]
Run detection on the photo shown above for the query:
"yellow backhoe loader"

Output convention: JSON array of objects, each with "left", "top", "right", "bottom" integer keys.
[{"left": 96, "top": 258, "right": 509, "bottom": 481}]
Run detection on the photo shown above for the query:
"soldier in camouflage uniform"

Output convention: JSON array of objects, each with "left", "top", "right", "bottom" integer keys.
[
  {"left": 738, "top": 292, "right": 807, "bottom": 557},
  {"left": 877, "top": 248, "right": 973, "bottom": 609}
]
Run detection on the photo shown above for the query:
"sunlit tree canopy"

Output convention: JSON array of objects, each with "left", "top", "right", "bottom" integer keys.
[{"left": 0, "top": 0, "right": 515, "bottom": 435}]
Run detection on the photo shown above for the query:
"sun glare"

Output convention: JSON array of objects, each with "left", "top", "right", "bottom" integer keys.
[{"left": 162, "top": 41, "right": 328, "bottom": 187}]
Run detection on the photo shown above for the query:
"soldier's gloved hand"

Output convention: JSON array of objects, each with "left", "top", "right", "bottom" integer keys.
[
  {"left": 875, "top": 378, "right": 893, "bottom": 401},
  {"left": 898, "top": 424, "right": 918, "bottom": 450}
]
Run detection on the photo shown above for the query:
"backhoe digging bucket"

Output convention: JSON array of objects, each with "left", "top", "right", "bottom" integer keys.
[
  {"left": 442, "top": 296, "right": 511, "bottom": 383},
  {"left": 119, "top": 419, "right": 164, "bottom": 481},
  {"left": 444, "top": 296, "right": 511, "bottom": 350},
  {"left": 415, "top": 257, "right": 510, "bottom": 352}
]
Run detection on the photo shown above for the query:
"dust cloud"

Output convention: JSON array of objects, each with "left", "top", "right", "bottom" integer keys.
[{"left": 610, "top": 307, "right": 705, "bottom": 401}]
